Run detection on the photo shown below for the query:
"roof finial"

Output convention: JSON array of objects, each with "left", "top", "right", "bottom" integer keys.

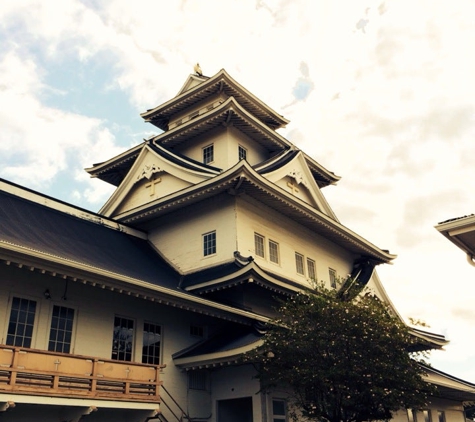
[{"left": 194, "top": 63, "right": 203, "bottom": 76}]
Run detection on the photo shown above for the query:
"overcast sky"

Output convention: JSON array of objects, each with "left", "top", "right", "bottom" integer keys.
[{"left": 1, "top": 0, "right": 475, "bottom": 382}]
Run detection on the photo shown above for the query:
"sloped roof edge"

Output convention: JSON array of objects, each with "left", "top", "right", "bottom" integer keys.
[
  {"left": 141, "top": 69, "right": 289, "bottom": 131},
  {"left": 117, "top": 161, "right": 395, "bottom": 263},
  {"left": 182, "top": 254, "right": 303, "bottom": 295},
  {"left": 150, "top": 96, "right": 293, "bottom": 152}
]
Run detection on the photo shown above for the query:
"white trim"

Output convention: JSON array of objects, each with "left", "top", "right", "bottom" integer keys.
[{"left": 0, "top": 392, "right": 159, "bottom": 409}]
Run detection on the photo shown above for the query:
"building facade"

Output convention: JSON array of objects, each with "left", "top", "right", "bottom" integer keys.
[{"left": 1, "top": 69, "right": 474, "bottom": 422}]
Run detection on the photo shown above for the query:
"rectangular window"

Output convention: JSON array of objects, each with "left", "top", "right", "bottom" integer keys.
[
  {"left": 188, "top": 370, "right": 208, "bottom": 390},
  {"left": 423, "top": 410, "right": 431, "bottom": 422},
  {"left": 254, "top": 233, "right": 265, "bottom": 258},
  {"left": 436, "top": 411, "right": 445, "bottom": 422},
  {"left": 6, "top": 297, "right": 37, "bottom": 348},
  {"left": 329, "top": 268, "right": 337, "bottom": 288},
  {"left": 111, "top": 316, "right": 134, "bottom": 361},
  {"left": 407, "top": 409, "right": 418, "bottom": 422},
  {"left": 269, "top": 240, "right": 279, "bottom": 264},
  {"left": 295, "top": 252, "right": 305, "bottom": 275},
  {"left": 203, "top": 231, "right": 216, "bottom": 256},
  {"left": 307, "top": 258, "right": 316, "bottom": 282},
  {"left": 48, "top": 305, "right": 75, "bottom": 353},
  {"left": 203, "top": 144, "right": 214, "bottom": 164},
  {"left": 190, "top": 325, "right": 204, "bottom": 338},
  {"left": 238, "top": 145, "right": 247, "bottom": 161},
  {"left": 142, "top": 322, "right": 161, "bottom": 365},
  {"left": 272, "top": 399, "right": 287, "bottom": 422}
]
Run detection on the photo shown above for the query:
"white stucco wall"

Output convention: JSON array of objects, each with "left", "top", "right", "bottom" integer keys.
[
  {"left": 235, "top": 195, "right": 355, "bottom": 288},
  {"left": 173, "top": 125, "right": 269, "bottom": 170},
  {"left": 148, "top": 193, "right": 237, "bottom": 273}
]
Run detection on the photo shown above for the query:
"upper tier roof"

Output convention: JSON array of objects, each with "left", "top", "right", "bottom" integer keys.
[
  {"left": 86, "top": 99, "right": 340, "bottom": 189},
  {"left": 141, "top": 69, "right": 290, "bottom": 131}
]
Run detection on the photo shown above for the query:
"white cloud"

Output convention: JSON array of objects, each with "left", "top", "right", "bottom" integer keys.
[{"left": 0, "top": 48, "right": 121, "bottom": 205}]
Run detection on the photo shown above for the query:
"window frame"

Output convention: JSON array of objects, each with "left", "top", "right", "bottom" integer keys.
[
  {"left": 188, "top": 369, "right": 209, "bottom": 391},
  {"left": 6, "top": 296, "right": 37, "bottom": 348},
  {"left": 307, "top": 258, "right": 316, "bottom": 282},
  {"left": 295, "top": 252, "right": 305, "bottom": 275},
  {"left": 190, "top": 324, "right": 205, "bottom": 338},
  {"left": 111, "top": 315, "right": 135, "bottom": 362},
  {"left": 202, "top": 144, "right": 214, "bottom": 164},
  {"left": 238, "top": 145, "right": 247, "bottom": 161},
  {"left": 203, "top": 231, "right": 217, "bottom": 257},
  {"left": 329, "top": 268, "right": 337, "bottom": 288},
  {"left": 269, "top": 239, "right": 280, "bottom": 264},
  {"left": 254, "top": 232, "right": 265, "bottom": 258},
  {"left": 272, "top": 398, "right": 287, "bottom": 422},
  {"left": 142, "top": 321, "right": 161, "bottom": 365},
  {"left": 48, "top": 304, "right": 75, "bottom": 354},
  {"left": 407, "top": 409, "right": 418, "bottom": 422}
]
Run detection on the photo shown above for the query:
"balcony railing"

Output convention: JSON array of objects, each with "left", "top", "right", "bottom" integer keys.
[{"left": 0, "top": 345, "right": 162, "bottom": 402}]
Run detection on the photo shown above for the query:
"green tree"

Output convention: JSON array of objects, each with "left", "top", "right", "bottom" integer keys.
[{"left": 246, "top": 286, "right": 434, "bottom": 422}]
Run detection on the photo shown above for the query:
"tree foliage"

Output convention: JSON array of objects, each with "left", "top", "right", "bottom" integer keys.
[{"left": 246, "top": 286, "right": 434, "bottom": 422}]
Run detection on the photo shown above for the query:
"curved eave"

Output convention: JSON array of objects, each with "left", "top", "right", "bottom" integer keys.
[
  {"left": 304, "top": 152, "right": 341, "bottom": 187},
  {"left": 256, "top": 149, "right": 340, "bottom": 189},
  {"left": 436, "top": 214, "right": 475, "bottom": 259},
  {"left": 141, "top": 69, "right": 289, "bottom": 131},
  {"left": 85, "top": 143, "right": 144, "bottom": 187},
  {"left": 117, "top": 162, "right": 395, "bottom": 264},
  {"left": 409, "top": 327, "right": 448, "bottom": 351},
  {"left": 423, "top": 365, "right": 475, "bottom": 402},
  {"left": 184, "top": 260, "right": 302, "bottom": 295},
  {"left": 150, "top": 96, "right": 292, "bottom": 153},
  {"left": 173, "top": 338, "right": 263, "bottom": 370},
  {"left": 0, "top": 247, "right": 270, "bottom": 326},
  {"left": 146, "top": 142, "right": 221, "bottom": 174},
  {"left": 85, "top": 140, "right": 221, "bottom": 188}
]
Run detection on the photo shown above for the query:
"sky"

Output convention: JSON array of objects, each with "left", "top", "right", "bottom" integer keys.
[{"left": 1, "top": 0, "right": 475, "bottom": 382}]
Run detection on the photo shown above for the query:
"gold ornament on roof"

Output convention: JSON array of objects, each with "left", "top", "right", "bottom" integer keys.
[{"left": 194, "top": 63, "right": 203, "bottom": 76}]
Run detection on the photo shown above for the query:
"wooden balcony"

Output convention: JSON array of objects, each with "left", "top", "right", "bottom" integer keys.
[{"left": 0, "top": 345, "right": 162, "bottom": 402}]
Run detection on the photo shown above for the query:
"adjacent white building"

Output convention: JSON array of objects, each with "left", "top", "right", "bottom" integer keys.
[{"left": 0, "top": 69, "right": 474, "bottom": 422}]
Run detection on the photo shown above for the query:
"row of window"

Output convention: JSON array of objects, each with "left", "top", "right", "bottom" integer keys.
[
  {"left": 202, "top": 231, "right": 338, "bottom": 287},
  {"left": 255, "top": 233, "right": 338, "bottom": 287},
  {"left": 202, "top": 144, "right": 247, "bottom": 164},
  {"left": 408, "top": 409, "right": 445, "bottom": 422},
  {"left": 6, "top": 296, "right": 162, "bottom": 365},
  {"left": 112, "top": 316, "right": 161, "bottom": 363},
  {"left": 254, "top": 233, "right": 279, "bottom": 263}
]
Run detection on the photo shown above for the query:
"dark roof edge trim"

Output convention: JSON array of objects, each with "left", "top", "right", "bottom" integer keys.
[{"left": 0, "top": 179, "right": 146, "bottom": 239}]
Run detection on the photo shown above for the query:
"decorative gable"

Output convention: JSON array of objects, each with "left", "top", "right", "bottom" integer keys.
[
  {"left": 176, "top": 74, "right": 209, "bottom": 95},
  {"left": 262, "top": 151, "right": 337, "bottom": 219},
  {"left": 100, "top": 144, "right": 215, "bottom": 218}
]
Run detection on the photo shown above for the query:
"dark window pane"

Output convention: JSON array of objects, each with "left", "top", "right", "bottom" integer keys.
[{"left": 48, "top": 305, "right": 74, "bottom": 353}]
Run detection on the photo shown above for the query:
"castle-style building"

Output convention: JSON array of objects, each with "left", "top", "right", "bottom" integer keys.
[{"left": 1, "top": 69, "right": 474, "bottom": 422}]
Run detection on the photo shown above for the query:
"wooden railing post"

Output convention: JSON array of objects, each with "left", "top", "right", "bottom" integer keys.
[
  {"left": 8, "top": 348, "right": 19, "bottom": 387},
  {"left": 90, "top": 359, "right": 98, "bottom": 394}
]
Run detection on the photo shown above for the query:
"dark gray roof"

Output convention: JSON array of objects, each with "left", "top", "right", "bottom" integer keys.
[
  {"left": 0, "top": 184, "right": 179, "bottom": 289},
  {"left": 173, "top": 323, "right": 263, "bottom": 359},
  {"left": 438, "top": 214, "right": 475, "bottom": 225},
  {"left": 180, "top": 255, "right": 302, "bottom": 295}
]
